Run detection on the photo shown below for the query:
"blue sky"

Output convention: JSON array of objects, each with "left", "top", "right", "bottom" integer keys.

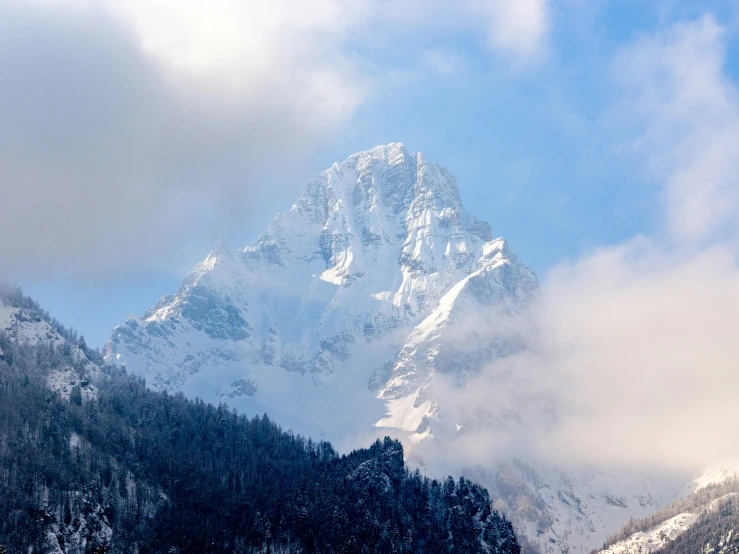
[{"left": 4, "top": 0, "right": 739, "bottom": 347}]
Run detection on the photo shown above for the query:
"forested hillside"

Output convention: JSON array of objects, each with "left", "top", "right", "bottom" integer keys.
[
  {"left": 596, "top": 479, "right": 739, "bottom": 554},
  {"left": 657, "top": 496, "right": 739, "bottom": 554},
  {"left": 0, "top": 286, "right": 520, "bottom": 554}
]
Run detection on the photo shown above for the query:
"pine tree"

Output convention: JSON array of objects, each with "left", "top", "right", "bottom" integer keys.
[
  {"left": 70, "top": 384, "right": 82, "bottom": 405},
  {"left": 0, "top": 544, "right": 7, "bottom": 554},
  {"left": 93, "top": 545, "right": 106, "bottom": 554}
]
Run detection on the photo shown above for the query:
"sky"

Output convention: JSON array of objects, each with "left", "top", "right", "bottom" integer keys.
[{"left": 2, "top": 0, "right": 739, "bottom": 354}]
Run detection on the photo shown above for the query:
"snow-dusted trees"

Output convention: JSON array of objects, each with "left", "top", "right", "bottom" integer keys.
[
  {"left": 0, "top": 286, "right": 520, "bottom": 554},
  {"left": 656, "top": 496, "right": 739, "bottom": 554}
]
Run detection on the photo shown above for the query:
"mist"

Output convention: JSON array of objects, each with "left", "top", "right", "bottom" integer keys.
[{"left": 422, "top": 15, "right": 739, "bottom": 476}]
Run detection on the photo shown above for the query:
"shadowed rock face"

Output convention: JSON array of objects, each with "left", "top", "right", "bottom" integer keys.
[{"left": 176, "top": 285, "right": 251, "bottom": 341}]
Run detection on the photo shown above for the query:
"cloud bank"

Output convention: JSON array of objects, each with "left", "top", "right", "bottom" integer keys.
[
  {"left": 0, "top": 0, "right": 550, "bottom": 277},
  {"left": 536, "top": 16, "right": 739, "bottom": 471},
  {"left": 432, "top": 15, "right": 739, "bottom": 474}
]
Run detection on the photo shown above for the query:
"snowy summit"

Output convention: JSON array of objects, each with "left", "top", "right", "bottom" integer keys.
[{"left": 105, "top": 143, "right": 538, "bottom": 444}]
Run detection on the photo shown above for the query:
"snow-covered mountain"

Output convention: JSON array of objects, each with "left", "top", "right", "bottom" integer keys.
[
  {"left": 106, "top": 143, "right": 538, "bottom": 442},
  {"left": 104, "top": 143, "right": 682, "bottom": 553}
]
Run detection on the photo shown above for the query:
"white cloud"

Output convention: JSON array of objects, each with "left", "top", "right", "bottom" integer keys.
[
  {"left": 0, "top": 0, "right": 367, "bottom": 278},
  {"left": 420, "top": 15, "right": 739, "bottom": 475},
  {"left": 105, "top": 0, "right": 550, "bottom": 88},
  {"left": 531, "top": 16, "right": 739, "bottom": 471},
  {"left": 106, "top": 0, "right": 367, "bottom": 115},
  {"left": 469, "top": 0, "right": 550, "bottom": 60},
  {"left": 1, "top": 0, "right": 550, "bottom": 278},
  {"left": 537, "top": 240, "right": 739, "bottom": 470},
  {"left": 614, "top": 15, "right": 739, "bottom": 246}
]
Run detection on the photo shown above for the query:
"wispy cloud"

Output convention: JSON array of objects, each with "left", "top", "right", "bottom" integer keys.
[
  {"left": 538, "top": 240, "right": 739, "bottom": 470},
  {"left": 614, "top": 15, "right": 739, "bottom": 246},
  {"left": 469, "top": 0, "right": 550, "bottom": 61}
]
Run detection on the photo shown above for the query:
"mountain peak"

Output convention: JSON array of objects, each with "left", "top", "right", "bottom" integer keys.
[
  {"left": 241, "top": 143, "right": 493, "bottom": 287},
  {"left": 210, "top": 238, "right": 232, "bottom": 256},
  {"left": 353, "top": 141, "right": 410, "bottom": 160},
  {"left": 311, "top": 142, "right": 460, "bottom": 212},
  {"left": 106, "top": 143, "right": 537, "bottom": 443}
]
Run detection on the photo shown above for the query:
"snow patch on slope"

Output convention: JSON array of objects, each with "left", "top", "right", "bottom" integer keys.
[
  {"left": 48, "top": 366, "right": 99, "bottom": 402},
  {"left": 0, "top": 301, "right": 63, "bottom": 347},
  {"left": 376, "top": 388, "right": 435, "bottom": 433}
]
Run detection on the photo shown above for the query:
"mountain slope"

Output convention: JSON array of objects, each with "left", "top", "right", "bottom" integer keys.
[
  {"left": 598, "top": 478, "right": 739, "bottom": 554},
  {"left": 657, "top": 495, "right": 739, "bottom": 554},
  {"left": 0, "top": 286, "right": 521, "bottom": 554}
]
